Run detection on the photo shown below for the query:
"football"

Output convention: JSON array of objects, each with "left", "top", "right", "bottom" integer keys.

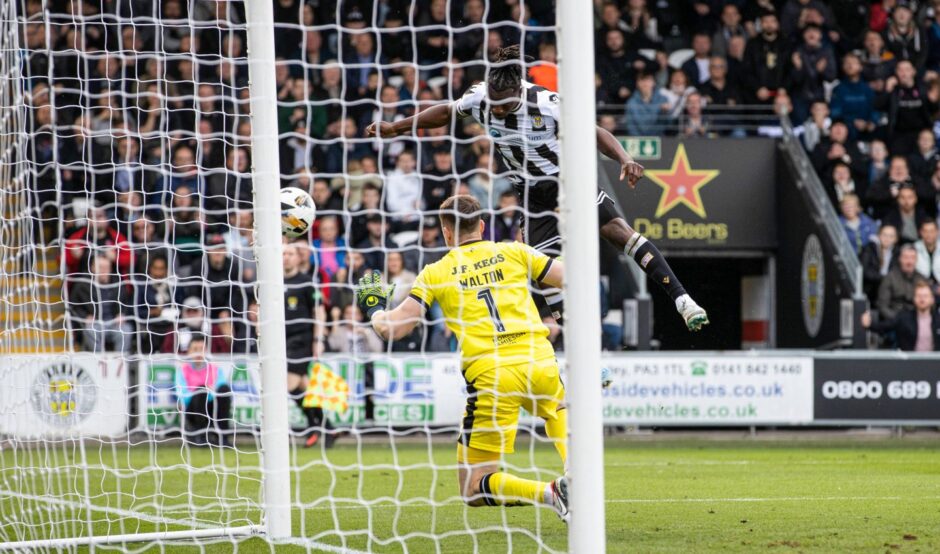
[{"left": 280, "top": 187, "right": 317, "bottom": 238}]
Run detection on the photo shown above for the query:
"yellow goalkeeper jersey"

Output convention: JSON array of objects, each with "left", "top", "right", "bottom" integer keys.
[{"left": 409, "top": 240, "right": 556, "bottom": 380}]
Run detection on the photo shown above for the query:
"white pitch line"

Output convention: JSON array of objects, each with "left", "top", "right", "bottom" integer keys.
[
  {"left": 607, "top": 495, "right": 940, "bottom": 504},
  {"left": 165, "top": 495, "right": 940, "bottom": 513},
  {"left": 605, "top": 459, "right": 930, "bottom": 467}
]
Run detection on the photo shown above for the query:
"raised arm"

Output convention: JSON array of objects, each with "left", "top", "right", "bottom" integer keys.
[
  {"left": 356, "top": 270, "right": 424, "bottom": 341},
  {"left": 537, "top": 257, "right": 565, "bottom": 290},
  {"left": 366, "top": 103, "right": 454, "bottom": 138},
  {"left": 596, "top": 125, "right": 644, "bottom": 188},
  {"left": 369, "top": 297, "right": 424, "bottom": 341}
]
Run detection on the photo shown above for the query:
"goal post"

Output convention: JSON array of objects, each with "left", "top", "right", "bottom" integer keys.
[
  {"left": 557, "top": 2, "right": 608, "bottom": 552},
  {"left": 244, "top": 0, "right": 292, "bottom": 540},
  {"left": 1, "top": 0, "right": 609, "bottom": 550}
]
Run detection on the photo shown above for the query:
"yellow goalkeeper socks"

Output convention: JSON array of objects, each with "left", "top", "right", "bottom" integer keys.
[
  {"left": 544, "top": 407, "right": 568, "bottom": 466},
  {"left": 480, "top": 472, "right": 550, "bottom": 507}
]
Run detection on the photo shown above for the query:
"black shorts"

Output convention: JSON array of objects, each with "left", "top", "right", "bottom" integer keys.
[
  {"left": 286, "top": 337, "right": 311, "bottom": 376},
  {"left": 512, "top": 178, "right": 623, "bottom": 257}
]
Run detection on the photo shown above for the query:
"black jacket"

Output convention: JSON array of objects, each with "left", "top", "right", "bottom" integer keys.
[{"left": 870, "top": 308, "right": 940, "bottom": 351}]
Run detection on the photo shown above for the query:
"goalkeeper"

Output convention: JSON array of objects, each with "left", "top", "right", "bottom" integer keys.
[{"left": 357, "top": 195, "right": 570, "bottom": 521}]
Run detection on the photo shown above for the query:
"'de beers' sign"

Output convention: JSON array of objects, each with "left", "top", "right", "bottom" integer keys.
[{"left": 607, "top": 139, "right": 777, "bottom": 250}]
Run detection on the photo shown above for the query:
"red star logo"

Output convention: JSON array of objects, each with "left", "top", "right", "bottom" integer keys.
[{"left": 645, "top": 144, "right": 720, "bottom": 219}]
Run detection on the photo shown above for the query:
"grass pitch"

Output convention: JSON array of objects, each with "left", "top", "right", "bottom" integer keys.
[{"left": 2, "top": 435, "right": 939, "bottom": 552}]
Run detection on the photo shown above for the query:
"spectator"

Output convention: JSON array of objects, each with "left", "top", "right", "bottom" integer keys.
[
  {"left": 679, "top": 92, "right": 711, "bottom": 137},
  {"left": 223, "top": 210, "right": 256, "bottom": 283},
  {"left": 528, "top": 41, "right": 557, "bottom": 92},
  {"left": 386, "top": 251, "right": 416, "bottom": 309},
  {"left": 205, "top": 236, "right": 247, "bottom": 316},
  {"left": 802, "top": 101, "right": 831, "bottom": 152},
  {"left": 134, "top": 255, "right": 177, "bottom": 354},
  {"left": 403, "top": 216, "right": 448, "bottom": 272},
  {"left": 596, "top": 2, "right": 631, "bottom": 52},
  {"left": 882, "top": 0, "right": 927, "bottom": 71},
  {"left": 622, "top": 0, "right": 661, "bottom": 49},
  {"left": 166, "top": 185, "right": 204, "bottom": 268},
  {"left": 882, "top": 183, "right": 931, "bottom": 243},
  {"left": 742, "top": 11, "right": 789, "bottom": 104},
  {"left": 861, "top": 224, "right": 900, "bottom": 301},
  {"left": 65, "top": 204, "right": 133, "bottom": 277},
  {"left": 681, "top": 32, "right": 712, "bottom": 86},
  {"left": 311, "top": 178, "right": 344, "bottom": 215},
  {"left": 829, "top": 53, "right": 876, "bottom": 139},
  {"left": 205, "top": 147, "right": 253, "bottom": 222},
  {"left": 860, "top": 30, "right": 895, "bottom": 91},
  {"left": 839, "top": 194, "right": 878, "bottom": 254},
  {"left": 875, "top": 60, "right": 939, "bottom": 155},
  {"left": 328, "top": 304, "right": 384, "bottom": 354},
  {"left": 67, "top": 256, "right": 134, "bottom": 352},
  {"left": 384, "top": 150, "right": 422, "bottom": 231},
  {"left": 355, "top": 215, "right": 397, "bottom": 272},
  {"left": 466, "top": 153, "right": 513, "bottom": 210},
  {"left": 868, "top": 139, "right": 891, "bottom": 186},
  {"left": 597, "top": 30, "right": 640, "bottom": 104},
  {"left": 348, "top": 182, "right": 383, "bottom": 246},
  {"left": 789, "top": 24, "right": 837, "bottom": 122},
  {"left": 161, "top": 297, "right": 224, "bottom": 354},
  {"left": 711, "top": 4, "right": 746, "bottom": 59},
  {"left": 660, "top": 69, "right": 696, "bottom": 121},
  {"left": 867, "top": 156, "right": 919, "bottom": 219},
  {"left": 913, "top": 220, "right": 940, "bottom": 283},
  {"left": 877, "top": 244, "right": 919, "bottom": 319},
  {"left": 312, "top": 215, "right": 347, "bottom": 282},
  {"left": 927, "top": 5, "right": 940, "bottom": 73},
  {"left": 780, "top": 0, "right": 834, "bottom": 37},
  {"left": 174, "top": 334, "right": 232, "bottom": 446},
  {"left": 699, "top": 56, "right": 741, "bottom": 108},
  {"left": 907, "top": 129, "right": 940, "bottom": 181},
  {"left": 422, "top": 149, "right": 458, "bottom": 213},
  {"left": 129, "top": 216, "right": 169, "bottom": 280},
  {"left": 828, "top": 162, "right": 866, "bottom": 208},
  {"left": 625, "top": 72, "right": 667, "bottom": 136},
  {"left": 487, "top": 190, "right": 522, "bottom": 244},
  {"left": 811, "top": 120, "right": 865, "bottom": 185},
  {"left": 863, "top": 280, "right": 940, "bottom": 351},
  {"left": 111, "top": 135, "right": 156, "bottom": 196},
  {"left": 152, "top": 145, "right": 202, "bottom": 207}
]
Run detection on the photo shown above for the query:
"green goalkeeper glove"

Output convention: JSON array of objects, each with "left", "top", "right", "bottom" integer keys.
[{"left": 357, "top": 270, "right": 395, "bottom": 320}]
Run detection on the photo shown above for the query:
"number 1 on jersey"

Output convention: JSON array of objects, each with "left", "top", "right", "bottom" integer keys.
[{"left": 476, "top": 288, "right": 506, "bottom": 332}]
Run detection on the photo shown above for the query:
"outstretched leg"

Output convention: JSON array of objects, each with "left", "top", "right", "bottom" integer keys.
[
  {"left": 456, "top": 444, "right": 569, "bottom": 520},
  {"left": 600, "top": 217, "right": 709, "bottom": 331}
]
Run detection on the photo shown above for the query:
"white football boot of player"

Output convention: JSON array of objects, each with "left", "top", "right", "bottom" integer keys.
[
  {"left": 676, "top": 294, "right": 709, "bottom": 332},
  {"left": 550, "top": 475, "right": 570, "bottom": 523}
]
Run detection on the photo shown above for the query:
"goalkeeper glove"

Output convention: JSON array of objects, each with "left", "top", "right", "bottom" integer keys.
[{"left": 357, "top": 270, "right": 395, "bottom": 320}]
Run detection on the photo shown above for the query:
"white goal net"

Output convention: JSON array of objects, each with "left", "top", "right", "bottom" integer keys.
[{"left": 0, "top": 1, "right": 588, "bottom": 552}]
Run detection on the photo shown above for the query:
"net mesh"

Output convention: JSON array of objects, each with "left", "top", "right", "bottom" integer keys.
[{"left": 0, "top": 1, "right": 569, "bottom": 551}]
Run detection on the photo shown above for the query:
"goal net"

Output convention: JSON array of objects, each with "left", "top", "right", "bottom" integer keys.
[{"left": 0, "top": 1, "right": 587, "bottom": 552}]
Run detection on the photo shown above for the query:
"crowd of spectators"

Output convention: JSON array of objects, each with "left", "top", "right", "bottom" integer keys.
[
  {"left": 26, "top": 0, "right": 940, "bottom": 354},
  {"left": 24, "top": 0, "right": 563, "bottom": 359}
]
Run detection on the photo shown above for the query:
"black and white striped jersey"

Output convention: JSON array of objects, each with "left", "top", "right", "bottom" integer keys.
[{"left": 453, "top": 80, "right": 561, "bottom": 183}]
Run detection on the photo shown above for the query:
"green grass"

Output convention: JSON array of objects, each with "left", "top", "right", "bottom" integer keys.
[{"left": 2, "top": 436, "right": 939, "bottom": 552}]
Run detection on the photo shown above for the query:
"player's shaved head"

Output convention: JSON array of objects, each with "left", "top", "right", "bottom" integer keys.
[{"left": 440, "top": 194, "right": 483, "bottom": 239}]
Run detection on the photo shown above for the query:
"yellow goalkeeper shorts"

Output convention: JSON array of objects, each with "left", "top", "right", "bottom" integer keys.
[{"left": 458, "top": 358, "right": 565, "bottom": 456}]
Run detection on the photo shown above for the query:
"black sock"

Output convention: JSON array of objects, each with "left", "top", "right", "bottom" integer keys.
[
  {"left": 290, "top": 387, "right": 315, "bottom": 431},
  {"left": 626, "top": 234, "right": 686, "bottom": 301}
]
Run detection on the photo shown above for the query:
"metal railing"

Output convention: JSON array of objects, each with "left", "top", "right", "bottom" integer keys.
[
  {"left": 779, "top": 115, "right": 863, "bottom": 297},
  {"left": 599, "top": 103, "right": 782, "bottom": 136}
]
